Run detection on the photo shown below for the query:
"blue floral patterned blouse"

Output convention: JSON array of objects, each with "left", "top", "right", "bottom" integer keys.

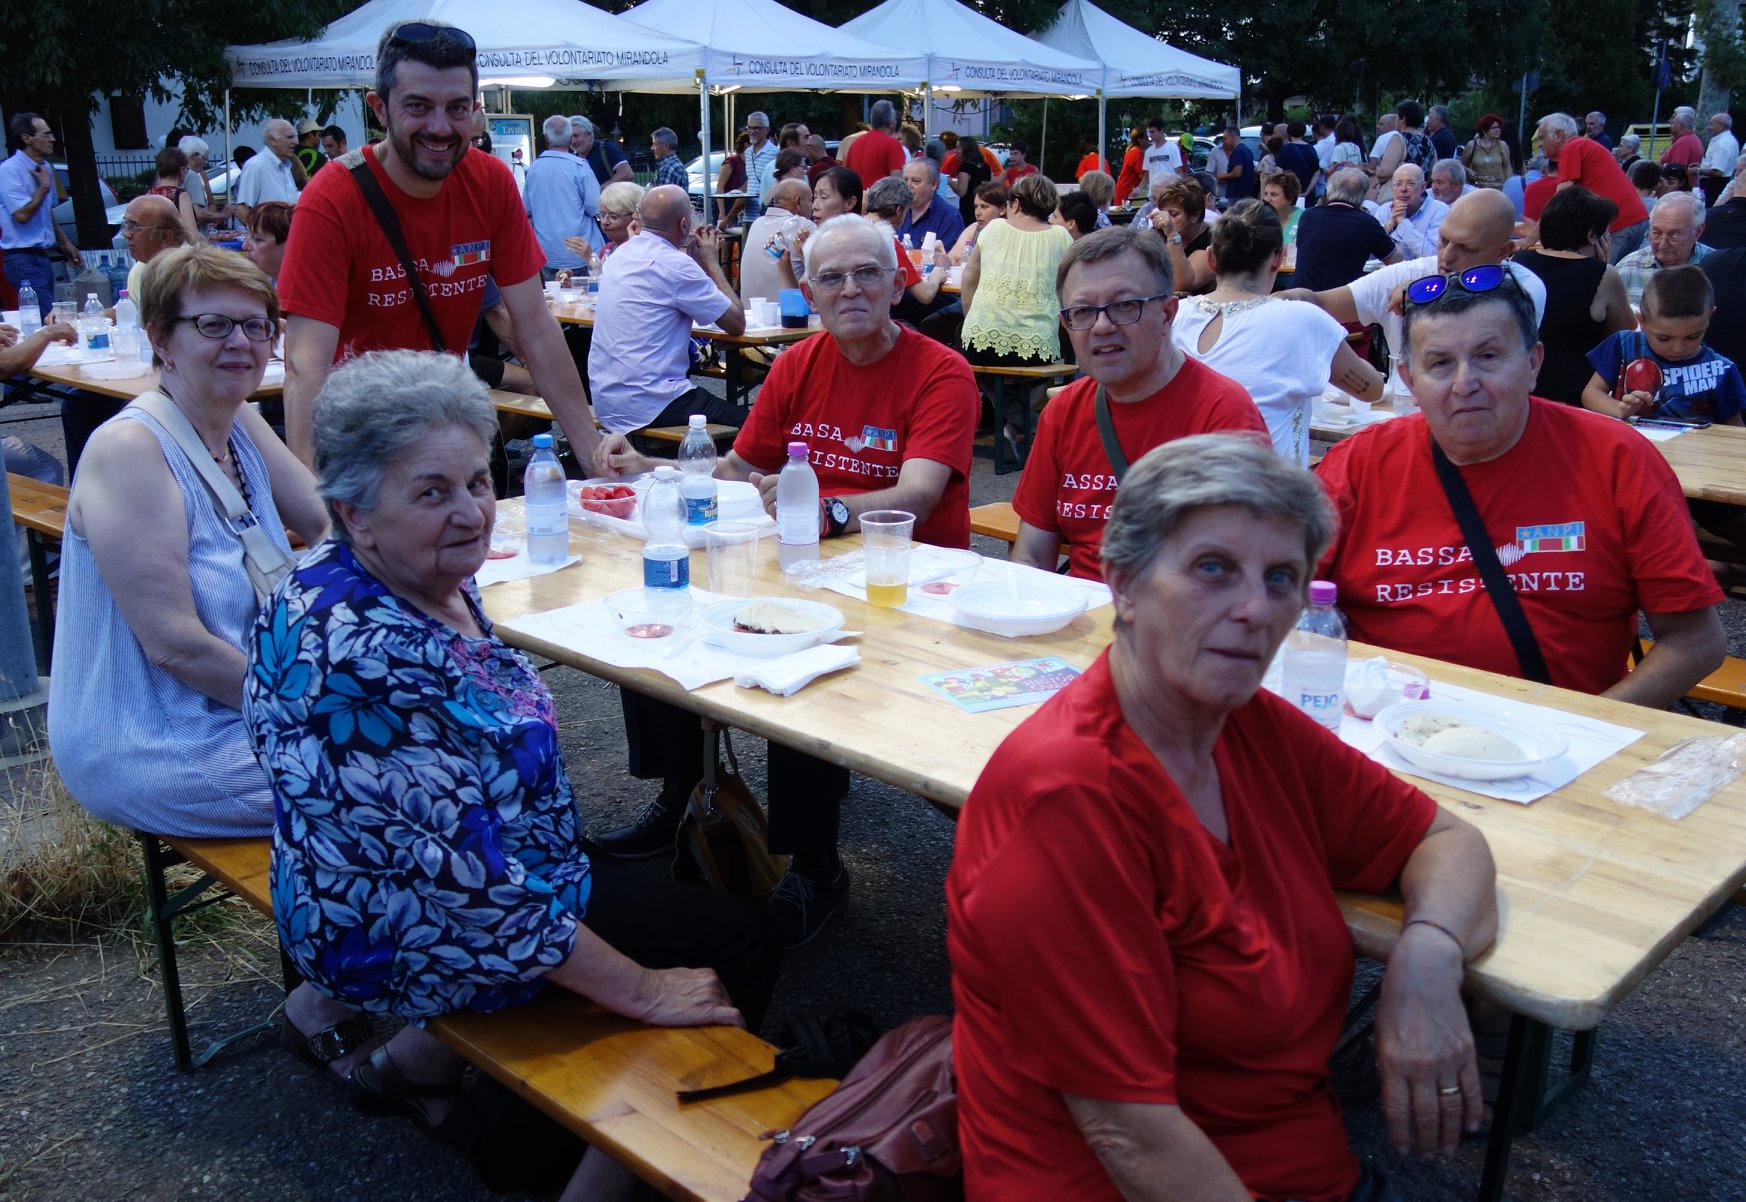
[{"left": 243, "top": 539, "right": 591, "bottom": 1019}]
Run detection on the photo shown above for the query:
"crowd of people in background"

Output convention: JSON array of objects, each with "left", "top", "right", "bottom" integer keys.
[{"left": 5, "top": 20, "right": 1746, "bottom": 1199}]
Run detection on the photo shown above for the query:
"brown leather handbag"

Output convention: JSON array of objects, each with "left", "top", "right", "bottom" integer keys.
[
  {"left": 742, "top": 1015, "right": 961, "bottom": 1202},
  {"left": 674, "top": 728, "right": 790, "bottom": 901}
]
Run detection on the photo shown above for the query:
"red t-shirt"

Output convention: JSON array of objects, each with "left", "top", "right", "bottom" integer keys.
[
  {"left": 1661, "top": 132, "right": 1704, "bottom": 168},
  {"left": 732, "top": 325, "right": 978, "bottom": 548},
  {"left": 1013, "top": 363, "right": 1266, "bottom": 579},
  {"left": 277, "top": 145, "right": 545, "bottom": 359},
  {"left": 1522, "top": 175, "right": 1559, "bottom": 221},
  {"left": 1113, "top": 145, "right": 1146, "bottom": 205},
  {"left": 843, "top": 129, "right": 907, "bottom": 191},
  {"left": 1316, "top": 401, "right": 1723, "bottom": 694},
  {"left": 1550, "top": 138, "right": 1648, "bottom": 231},
  {"left": 1002, "top": 163, "right": 1038, "bottom": 186},
  {"left": 948, "top": 652, "right": 1436, "bottom": 1202},
  {"left": 1075, "top": 152, "right": 1108, "bottom": 179}
]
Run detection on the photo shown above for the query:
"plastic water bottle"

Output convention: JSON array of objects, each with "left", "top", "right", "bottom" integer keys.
[
  {"left": 919, "top": 231, "right": 938, "bottom": 275},
  {"left": 17, "top": 283, "right": 40, "bottom": 337},
  {"left": 1281, "top": 580, "right": 1348, "bottom": 731},
  {"left": 677, "top": 416, "right": 719, "bottom": 526},
  {"left": 522, "top": 433, "right": 570, "bottom": 566},
  {"left": 642, "top": 466, "right": 690, "bottom": 589},
  {"left": 81, "top": 293, "right": 110, "bottom": 354},
  {"left": 113, "top": 289, "right": 138, "bottom": 332},
  {"left": 775, "top": 440, "right": 820, "bottom": 570}
]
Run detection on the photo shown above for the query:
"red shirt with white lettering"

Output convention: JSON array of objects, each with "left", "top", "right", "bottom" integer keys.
[
  {"left": 277, "top": 144, "right": 545, "bottom": 359},
  {"left": 1013, "top": 362, "right": 1266, "bottom": 579},
  {"left": 1548, "top": 137, "right": 1648, "bottom": 232},
  {"left": 732, "top": 325, "right": 979, "bottom": 548},
  {"left": 949, "top": 652, "right": 1436, "bottom": 1202},
  {"left": 1315, "top": 401, "right": 1721, "bottom": 694}
]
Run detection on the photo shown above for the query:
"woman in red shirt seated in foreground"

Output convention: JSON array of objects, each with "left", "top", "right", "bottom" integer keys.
[{"left": 947, "top": 434, "right": 1498, "bottom": 1202}]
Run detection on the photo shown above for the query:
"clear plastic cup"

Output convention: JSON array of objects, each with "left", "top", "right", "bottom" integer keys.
[
  {"left": 705, "top": 521, "right": 764, "bottom": 597},
  {"left": 860, "top": 510, "right": 915, "bottom": 608}
]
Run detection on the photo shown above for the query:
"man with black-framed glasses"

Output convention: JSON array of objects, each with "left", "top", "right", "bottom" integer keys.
[
  {"left": 277, "top": 19, "right": 606, "bottom": 473},
  {"left": 1009, "top": 224, "right": 1265, "bottom": 581},
  {"left": 597, "top": 213, "right": 978, "bottom": 947}
]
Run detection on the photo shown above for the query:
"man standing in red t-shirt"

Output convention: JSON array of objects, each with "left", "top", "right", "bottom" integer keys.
[
  {"left": 1532, "top": 111, "right": 1650, "bottom": 261},
  {"left": 1003, "top": 141, "right": 1038, "bottom": 186},
  {"left": 599, "top": 214, "right": 978, "bottom": 948},
  {"left": 1011, "top": 225, "right": 1266, "bottom": 579},
  {"left": 277, "top": 20, "right": 603, "bottom": 471},
  {"left": 1661, "top": 107, "right": 1705, "bottom": 170},
  {"left": 844, "top": 99, "right": 907, "bottom": 190},
  {"left": 1529, "top": 110, "right": 1648, "bottom": 260}
]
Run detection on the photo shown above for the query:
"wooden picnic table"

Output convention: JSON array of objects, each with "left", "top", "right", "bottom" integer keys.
[
  {"left": 550, "top": 301, "right": 816, "bottom": 408},
  {"left": 1312, "top": 406, "right": 1746, "bottom": 505},
  {"left": 26, "top": 359, "right": 283, "bottom": 401},
  {"left": 479, "top": 510, "right": 1746, "bottom": 1202}
]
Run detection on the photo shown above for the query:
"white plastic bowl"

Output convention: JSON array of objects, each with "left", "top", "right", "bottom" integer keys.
[
  {"left": 1372, "top": 700, "right": 1569, "bottom": 782},
  {"left": 949, "top": 580, "right": 1087, "bottom": 637},
  {"left": 699, "top": 597, "right": 846, "bottom": 657}
]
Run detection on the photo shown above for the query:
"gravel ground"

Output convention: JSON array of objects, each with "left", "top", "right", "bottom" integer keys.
[{"left": 3, "top": 388, "right": 1745, "bottom": 1201}]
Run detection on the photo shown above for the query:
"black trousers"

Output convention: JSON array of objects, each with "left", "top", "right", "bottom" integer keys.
[
  {"left": 62, "top": 390, "right": 127, "bottom": 480},
  {"left": 645, "top": 385, "right": 748, "bottom": 430},
  {"left": 620, "top": 690, "right": 848, "bottom": 862},
  {"left": 582, "top": 858, "right": 781, "bottom": 1033}
]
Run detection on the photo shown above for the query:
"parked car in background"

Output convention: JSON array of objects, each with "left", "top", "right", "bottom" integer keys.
[{"left": 51, "top": 164, "right": 120, "bottom": 248}]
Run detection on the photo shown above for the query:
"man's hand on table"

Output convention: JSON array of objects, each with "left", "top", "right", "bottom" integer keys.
[{"left": 597, "top": 432, "right": 652, "bottom": 478}]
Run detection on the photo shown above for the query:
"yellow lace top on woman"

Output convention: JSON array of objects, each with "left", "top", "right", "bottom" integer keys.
[{"left": 961, "top": 217, "right": 1073, "bottom": 362}]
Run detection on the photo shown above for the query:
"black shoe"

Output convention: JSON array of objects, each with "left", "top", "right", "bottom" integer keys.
[
  {"left": 767, "top": 862, "right": 850, "bottom": 949},
  {"left": 591, "top": 787, "right": 684, "bottom": 860}
]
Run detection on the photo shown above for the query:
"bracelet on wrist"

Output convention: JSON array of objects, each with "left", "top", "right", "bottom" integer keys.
[{"left": 1402, "top": 917, "right": 1466, "bottom": 959}]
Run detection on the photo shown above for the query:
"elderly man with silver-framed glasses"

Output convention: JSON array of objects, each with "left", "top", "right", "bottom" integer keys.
[
  {"left": 1009, "top": 224, "right": 1266, "bottom": 580},
  {"left": 596, "top": 213, "right": 978, "bottom": 949}
]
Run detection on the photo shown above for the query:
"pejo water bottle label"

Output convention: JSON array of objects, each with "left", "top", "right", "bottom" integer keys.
[
  {"left": 86, "top": 329, "right": 110, "bottom": 351},
  {"left": 643, "top": 554, "right": 690, "bottom": 590},
  {"left": 683, "top": 493, "right": 718, "bottom": 525}
]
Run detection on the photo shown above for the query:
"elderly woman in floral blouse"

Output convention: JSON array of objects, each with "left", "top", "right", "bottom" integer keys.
[{"left": 243, "top": 350, "right": 779, "bottom": 1201}]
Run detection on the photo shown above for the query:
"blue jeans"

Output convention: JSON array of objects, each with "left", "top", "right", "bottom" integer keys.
[{"left": 3, "top": 250, "right": 54, "bottom": 318}]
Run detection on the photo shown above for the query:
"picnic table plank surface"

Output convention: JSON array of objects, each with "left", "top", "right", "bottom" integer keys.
[
  {"left": 27, "top": 360, "right": 283, "bottom": 401},
  {"left": 480, "top": 509, "right": 1746, "bottom": 1035}
]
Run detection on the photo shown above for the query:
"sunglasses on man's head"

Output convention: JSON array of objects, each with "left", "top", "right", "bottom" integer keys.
[
  {"left": 387, "top": 21, "right": 477, "bottom": 53},
  {"left": 1404, "top": 263, "right": 1527, "bottom": 307}
]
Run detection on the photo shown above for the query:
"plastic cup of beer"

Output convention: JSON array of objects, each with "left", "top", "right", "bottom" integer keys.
[
  {"left": 860, "top": 510, "right": 915, "bottom": 608},
  {"left": 706, "top": 520, "right": 764, "bottom": 597}
]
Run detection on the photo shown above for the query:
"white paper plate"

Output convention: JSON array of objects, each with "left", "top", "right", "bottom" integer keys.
[
  {"left": 949, "top": 581, "right": 1087, "bottom": 637},
  {"left": 81, "top": 360, "right": 151, "bottom": 381},
  {"left": 1373, "top": 700, "right": 1569, "bottom": 781},
  {"left": 699, "top": 597, "right": 845, "bottom": 657}
]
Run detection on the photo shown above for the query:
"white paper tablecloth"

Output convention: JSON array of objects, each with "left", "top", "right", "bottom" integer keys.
[
  {"left": 1267, "top": 672, "right": 1646, "bottom": 804},
  {"left": 1631, "top": 424, "right": 1692, "bottom": 443},
  {"left": 472, "top": 548, "right": 583, "bottom": 589},
  {"left": 497, "top": 588, "right": 859, "bottom": 691},
  {"left": 818, "top": 547, "right": 1111, "bottom": 629}
]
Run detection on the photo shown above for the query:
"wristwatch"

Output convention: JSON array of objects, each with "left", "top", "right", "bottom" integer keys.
[
  {"left": 821, "top": 496, "right": 851, "bottom": 538},
  {"left": 1168, "top": 231, "right": 1183, "bottom": 245}
]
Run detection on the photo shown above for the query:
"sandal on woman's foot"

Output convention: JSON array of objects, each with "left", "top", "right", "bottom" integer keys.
[
  {"left": 347, "top": 1046, "right": 478, "bottom": 1146},
  {"left": 280, "top": 1012, "right": 377, "bottom": 1080}
]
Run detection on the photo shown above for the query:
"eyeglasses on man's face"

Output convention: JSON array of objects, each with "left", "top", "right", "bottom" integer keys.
[
  {"left": 1059, "top": 291, "right": 1171, "bottom": 331},
  {"left": 810, "top": 264, "right": 893, "bottom": 293}
]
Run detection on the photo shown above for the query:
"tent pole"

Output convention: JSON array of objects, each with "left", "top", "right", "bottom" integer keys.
[
  {"left": 1097, "top": 90, "right": 1105, "bottom": 174},
  {"left": 224, "top": 88, "right": 233, "bottom": 230},
  {"left": 923, "top": 84, "right": 932, "bottom": 140},
  {"left": 1040, "top": 98, "right": 1048, "bottom": 176},
  {"left": 698, "top": 71, "right": 713, "bottom": 223}
]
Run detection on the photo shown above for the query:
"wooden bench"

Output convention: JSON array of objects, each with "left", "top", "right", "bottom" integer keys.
[
  {"left": 488, "top": 393, "right": 735, "bottom": 451},
  {"left": 8, "top": 472, "right": 67, "bottom": 674},
  {"left": 970, "top": 501, "right": 1020, "bottom": 545},
  {"left": 1639, "top": 639, "right": 1746, "bottom": 721},
  {"left": 970, "top": 363, "right": 1078, "bottom": 475},
  {"left": 144, "top": 834, "right": 829, "bottom": 1202}
]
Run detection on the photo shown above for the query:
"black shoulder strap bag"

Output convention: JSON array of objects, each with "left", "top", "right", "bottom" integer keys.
[
  {"left": 1094, "top": 384, "right": 1129, "bottom": 481},
  {"left": 348, "top": 155, "right": 447, "bottom": 354},
  {"left": 1428, "top": 436, "right": 1553, "bottom": 685}
]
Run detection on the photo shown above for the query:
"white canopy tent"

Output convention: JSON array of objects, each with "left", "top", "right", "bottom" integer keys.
[
  {"left": 841, "top": 0, "right": 1103, "bottom": 152},
  {"left": 225, "top": 0, "right": 706, "bottom": 89},
  {"left": 618, "top": 0, "right": 928, "bottom": 212},
  {"left": 1031, "top": 0, "right": 1239, "bottom": 178}
]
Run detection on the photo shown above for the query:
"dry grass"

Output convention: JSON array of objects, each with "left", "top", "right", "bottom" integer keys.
[{"left": 0, "top": 762, "right": 145, "bottom": 942}]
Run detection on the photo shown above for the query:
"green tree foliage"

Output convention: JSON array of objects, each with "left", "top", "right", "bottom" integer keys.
[{"left": 0, "top": 0, "right": 354, "bottom": 245}]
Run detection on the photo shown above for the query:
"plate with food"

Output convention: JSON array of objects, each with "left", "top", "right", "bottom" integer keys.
[
  {"left": 699, "top": 597, "right": 846, "bottom": 657},
  {"left": 1372, "top": 701, "right": 1569, "bottom": 782}
]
